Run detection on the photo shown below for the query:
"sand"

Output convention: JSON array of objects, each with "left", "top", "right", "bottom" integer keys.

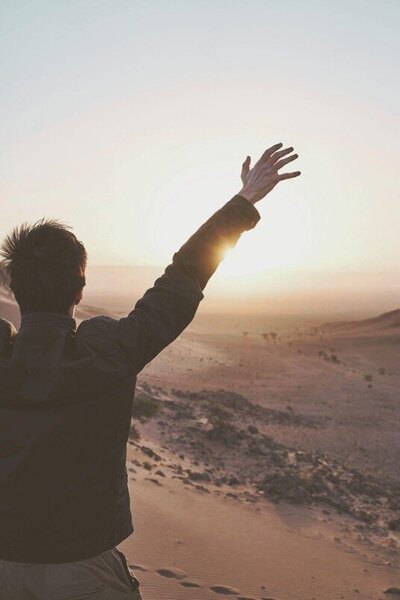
[
  {"left": 122, "top": 307, "right": 400, "bottom": 599},
  {"left": 120, "top": 465, "right": 397, "bottom": 600}
]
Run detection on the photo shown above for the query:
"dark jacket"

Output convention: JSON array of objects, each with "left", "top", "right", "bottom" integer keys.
[{"left": 0, "top": 195, "right": 260, "bottom": 563}]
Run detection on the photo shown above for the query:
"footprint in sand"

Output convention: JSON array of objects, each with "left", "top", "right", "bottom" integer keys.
[
  {"left": 209, "top": 585, "right": 239, "bottom": 595},
  {"left": 129, "top": 564, "right": 147, "bottom": 572},
  {"left": 155, "top": 566, "right": 264, "bottom": 599},
  {"left": 156, "top": 567, "right": 186, "bottom": 579},
  {"left": 179, "top": 580, "right": 202, "bottom": 588}
]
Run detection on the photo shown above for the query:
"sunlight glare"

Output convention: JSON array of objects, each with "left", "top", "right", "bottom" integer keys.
[{"left": 216, "top": 191, "right": 310, "bottom": 291}]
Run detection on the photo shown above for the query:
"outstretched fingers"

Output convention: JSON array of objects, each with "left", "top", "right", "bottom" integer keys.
[
  {"left": 274, "top": 153, "right": 299, "bottom": 171},
  {"left": 258, "top": 142, "right": 283, "bottom": 164},
  {"left": 240, "top": 142, "right": 301, "bottom": 201},
  {"left": 278, "top": 171, "right": 301, "bottom": 180},
  {"left": 268, "top": 146, "right": 294, "bottom": 164}
]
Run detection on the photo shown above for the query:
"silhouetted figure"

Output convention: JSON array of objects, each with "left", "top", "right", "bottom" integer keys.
[{"left": 0, "top": 143, "right": 299, "bottom": 599}]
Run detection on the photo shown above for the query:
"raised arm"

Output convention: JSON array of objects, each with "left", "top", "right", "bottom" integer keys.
[{"left": 97, "top": 143, "right": 300, "bottom": 374}]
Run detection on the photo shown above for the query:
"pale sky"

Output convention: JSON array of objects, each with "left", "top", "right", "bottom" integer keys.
[{"left": 1, "top": 1, "right": 399, "bottom": 293}]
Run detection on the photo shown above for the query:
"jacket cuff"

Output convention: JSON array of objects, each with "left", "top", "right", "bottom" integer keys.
[{"left": 222, "top": 194, "right": 261, "bottom": 231}]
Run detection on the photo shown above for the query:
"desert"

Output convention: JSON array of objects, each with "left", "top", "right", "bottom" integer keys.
[
  {"left": 3, "top": 274, "right": 399, "bottom": 599},
  {"left": 119, "top": 306, "right": 400, "bottom": 600}
]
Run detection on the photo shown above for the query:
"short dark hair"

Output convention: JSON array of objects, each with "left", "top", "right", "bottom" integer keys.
[{"left": 0, "top": 218, "right": 87, "bottom": 314}]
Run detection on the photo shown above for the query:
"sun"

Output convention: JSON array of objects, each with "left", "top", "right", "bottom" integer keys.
[{"left": 217, "top": 205, "right": 309, "bottom": 283}]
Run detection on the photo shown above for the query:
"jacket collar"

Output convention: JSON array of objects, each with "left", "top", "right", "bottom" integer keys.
[{"left": 20, "top": 312, "right": 76, "bottom": 332}]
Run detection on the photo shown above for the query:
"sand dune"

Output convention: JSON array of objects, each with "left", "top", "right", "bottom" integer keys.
[
  {"left": 320, "top": 309, "right": 400, "bottom": 335},
  {"left": 133, "top": 309, "right": 400, "bottom": 598},
  {"left": 121, "top": 445, "right": 399, "bottom": 600},
  {"left": 0, "top": 284, "right": 112, "bottom": 328}
]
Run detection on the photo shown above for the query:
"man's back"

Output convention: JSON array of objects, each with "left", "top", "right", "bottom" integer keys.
[
  {"left": 0, "top": 195, "right": 260, "bottom": 563},
  {"left": 0, "top": 311, "right": 137, "bottom": 562}
]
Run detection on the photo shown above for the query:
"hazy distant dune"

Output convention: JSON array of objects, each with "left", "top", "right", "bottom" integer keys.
[
  {"left": 0, "top": 287, "right": 116, "bottom": 328},
  {"left": 320, "top": 308, "right": 400, "bottom": 335},
  {"left": 0, "top": 263, "right": 118, "bottom": 326}
]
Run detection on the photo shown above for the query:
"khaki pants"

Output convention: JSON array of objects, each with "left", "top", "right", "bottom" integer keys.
[{"left": 0, "top": 547, "right": 143, "bottom": 600}]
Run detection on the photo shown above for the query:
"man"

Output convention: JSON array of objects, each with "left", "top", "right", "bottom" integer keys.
[{"left": 0, "top": 143, "right": 300, "bottom": 599}]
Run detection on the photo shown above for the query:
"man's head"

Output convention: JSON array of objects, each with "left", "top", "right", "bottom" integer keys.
[{"left": 0, "top": 218, "right": 87, "bottom": 317}]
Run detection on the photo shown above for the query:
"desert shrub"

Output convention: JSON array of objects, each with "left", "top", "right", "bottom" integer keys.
[
  {"left": 388, "top": 517, "right": 400, "bottom": 531},
  {"left": 207, "top": 403, "right": 233, "bottom": 423},
  {"left": 217, "top": 391, "right": 250, "bottom": 411},
  {"left": 248, "top": 424, "right": 259, "bottom": 435},
  {"left": 132, "top": 392, "right": 160, "bottom": 422},
  {"left": 187, "top": 470, "right": 211, "bottom": 482},
  {"left": 365, "top": 374, "right": 373, "bottom": 382},
  {"left": 260, "top": 471, "right": 312, "bottom": 503},
  {"left": 378, "top": 367, "right": 386, "bottom": 376},
  {"left": 206, "top": 419, "right": 239, "bottom": 446}
]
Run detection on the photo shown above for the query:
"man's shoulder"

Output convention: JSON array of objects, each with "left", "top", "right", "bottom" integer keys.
[
  {"left": 75, "top": 315, "right": 127, "bottom": 361},
  {"left": 76, "top": 314, "right": 120, "bottom": 337}
]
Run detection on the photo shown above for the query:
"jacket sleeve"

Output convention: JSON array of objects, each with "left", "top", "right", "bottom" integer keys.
[{"left": 105, "top": 194, "right": 260, "bottom": 374}]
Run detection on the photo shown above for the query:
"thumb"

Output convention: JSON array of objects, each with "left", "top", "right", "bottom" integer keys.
[{"left": 241, "top": 155, "right": 251, "bottom": 177}]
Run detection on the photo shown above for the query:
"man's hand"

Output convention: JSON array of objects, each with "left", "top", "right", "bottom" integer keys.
[{"left": 238, "top": 143, "right": 300, "bottom": 205}]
